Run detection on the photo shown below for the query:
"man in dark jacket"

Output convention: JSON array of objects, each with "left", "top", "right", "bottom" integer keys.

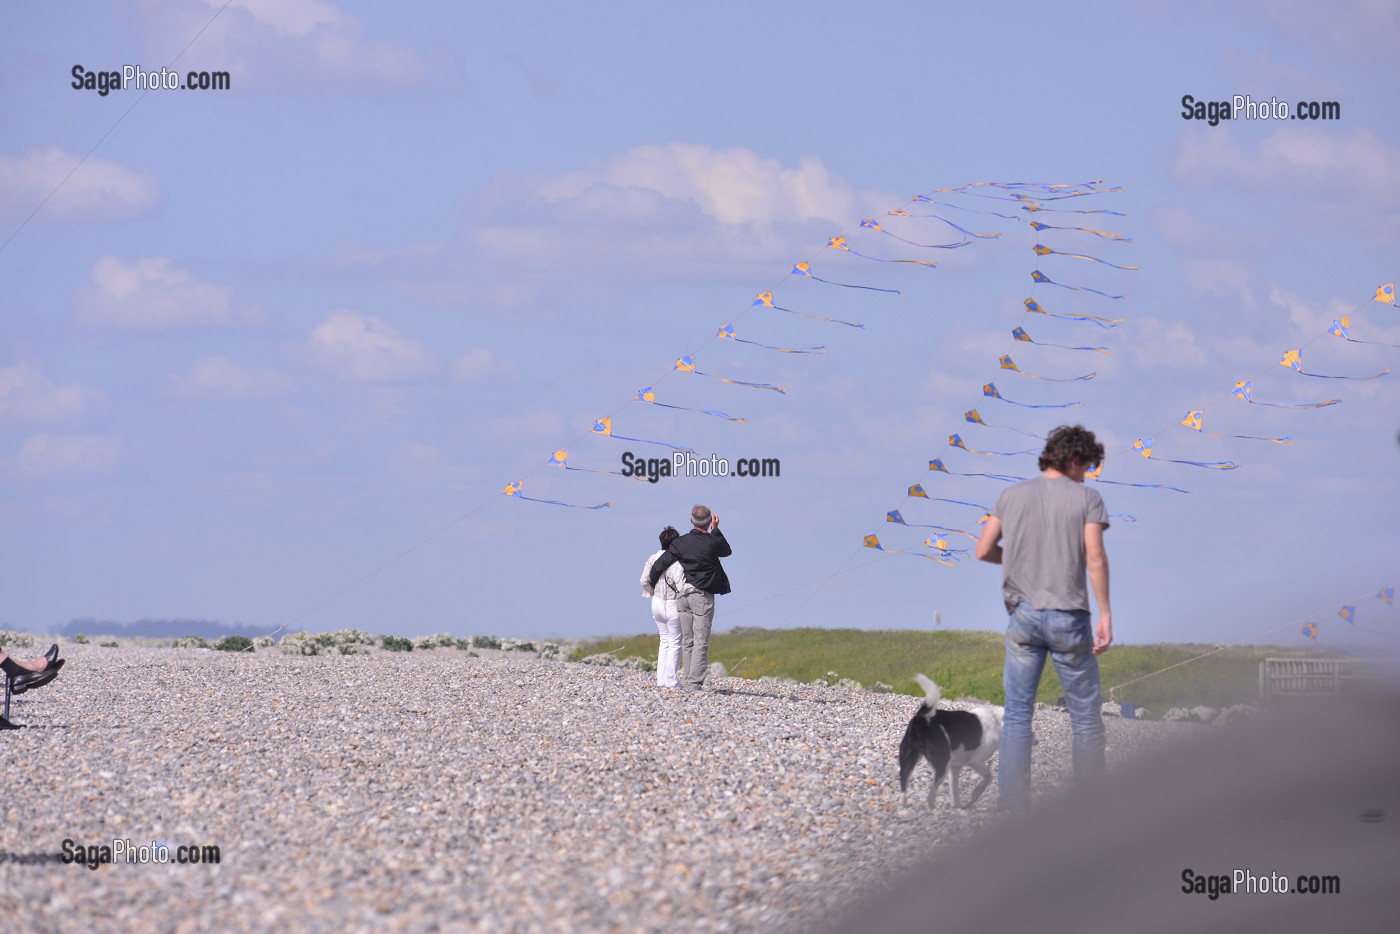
[{"left": 648, "top": 503, "right": 731, "bottom": 691}]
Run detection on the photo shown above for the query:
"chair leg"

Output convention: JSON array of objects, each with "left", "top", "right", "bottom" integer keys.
[{"left": 1, "top": 675, "right": 20, "bottom": 730}]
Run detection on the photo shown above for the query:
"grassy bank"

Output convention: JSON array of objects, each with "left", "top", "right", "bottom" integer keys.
[{"left": 572, "top": 627, "right": 1338, "bottom": 710}]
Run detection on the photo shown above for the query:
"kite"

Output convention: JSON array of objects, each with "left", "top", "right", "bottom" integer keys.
[
  {"left": 928, "top": 457, "right": 1025, "bottom": 483},
  {"left": 907, "top": 484, "right": 989, "bottom": 510},
  {"left": 922, "top": 537, "right": 970, "bottom": 557},
  {"left": 1029, "top": 220, "right": 1130, "bottom": 241},
  {"left": 1376, "top": 283, "right": 1395, "bottom": 304},
  {"left": 1023, "top": 297, "right": 1123, "bottom": 329},
  {"left": 1231, "top": 380, "right": 1340, "bottom": 409},
  {"left": 862, "top": 533, "right": 957, "bottom": 566},
  {"left": 948, "top": 433, "right": 1037, "bottom": 457},
  {"left": 752, "top": 291, "right": 864, "bottom": 328},
  {"left": 1339, "top": 605, "right": 1356, "bottom": 625},
  {"left": 1179, "top": 410, "right": 1291, "bottom": 444},
  {"left": 1301, "top": 622, "right": 1319, "bottom": 642},
  {"left": 674, "top": 355, "right": 785, "bottom": 394},
  {"left": 1379, "top": 587, "right": 1395, "bottom": 606},
  {"left": 590, "top": 417, "right": 692, "bottom": 451},
  {"left": 1085, "top": 464, "right": 1190, "bottom": 494},
  {"left": 825, "top": 236, "right": 938, "bottom": 267},
  {"left": 859, "top": 217, "right": 970, "bottom": 249},
  {"left": 886, "top": 509, "right": 977, "bottom": 538},
  {"left": 934, "top": 180, "right": 1112, "bottom": 195},
  {"left": 1020, "top": 203, "right": 1127, "bottom": 217},
  {"left": 911, "top": 201, "right": 1022, "bottom": 222},
  {"left": 792, "top": 261, "right": 902, "bottom": 294},
  {"left": 1278, "top": 348, "right": 1388, "bottom": 381},
  {"left": 1327, "top": 317, "right": 1400, "bottom": 349},
  {"left": 1031, "top": 270, "right": 1125, "bottom": 300},
  {"left": 964, "top": 408, "right": 1044, "bottom": 439},
  {"left": 548, "top": 449, "right": 637, "bottom": 478},
  {"left": 896, "top": 199, "right": 1003, "bottom": 237},
  {"left": 1131, "top": 436, "right": 1238, "bottom": 470},
  {"left": 1109, "top": 513, "right": 1138, "bottom": 523},
  {"left": 983, "top": 381, "right": 1083, "bottom": 410},
  {"left": 1033, "top": 244, "right": 1140, "bottom": 270},
  {"left": 929, "top": 184, "right": 1120, "bottom": 204},
  {"left": 502, "top": 480, "right": 611, "bottom": 510},
  {"left": 1012, "top": 326, "right": 1110, "bottom": 355},
  {"left": 716, "top": 323, "right": 826, "bottom": 354},
  {"left": 999, "top": 354, "right": 1096, "bottom": 382},
  {"left": 634, "top": 387, "right": 747, "bottom": 422}
]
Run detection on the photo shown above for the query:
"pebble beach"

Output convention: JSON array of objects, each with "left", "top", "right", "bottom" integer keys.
[{"left": 0, "top": 643, "right": 1191, "bottom": 932}]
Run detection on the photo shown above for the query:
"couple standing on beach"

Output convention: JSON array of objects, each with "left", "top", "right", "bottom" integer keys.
[{"left": 639, "top": 504, "right": 731, "bottom": 692}]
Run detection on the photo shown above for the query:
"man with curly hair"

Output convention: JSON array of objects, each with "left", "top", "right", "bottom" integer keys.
[{"left": 976, "top": 424, "right": 1112, "bottom": 810}]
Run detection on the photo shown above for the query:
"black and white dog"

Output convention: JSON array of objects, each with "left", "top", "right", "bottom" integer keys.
[{"left": 898, "top": 674, "right": 1002, "bottom": 809}]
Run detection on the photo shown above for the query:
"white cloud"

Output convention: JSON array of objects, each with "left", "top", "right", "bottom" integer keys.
[
  {"left": 174, "top": 357, "right": 292, "bottom": 399},
  {"left": 452, "top": 348, "right": 515, "bottom": 384},
  {"left": 1179, "top": 259, "right": 1258, "bottom": 310},
  {"left": 467, "top": 144, "right": 894, "bottom": 280},
  {"left": 11, "top": 434, "right": 120, "bottom": 477},
  {"left": 221, "top": 0, "right": 348, "bottom": 38},
  {"left": 1174, "top": 126, "right": 1400, "bottom": 197},
  {"left": 1267, "top": 286, "right": 1324, "bottom": 335},
  {"left": 1240, "top": 0, "right": 1400, "bottom": 62},
  {"left": 307, "top": 310, "right": 437, "bottom": 383},
  {"left": 0, "top": 359, "right": 99, "bottom": 420},
  {"left": 135, "top": 0, "right": 426, "bottom": 89},
  {"left": 536, "top": 144, "right": 867, "bottom": 229},
  {"left": 0, "top": 147, "right": 158, "bottom": 221},
  {"left": 79, "top": 256, "right": 256, "bottom": 330},
  {"left": 1130, "top": 318, "right": 1208, "bottom": 369}
]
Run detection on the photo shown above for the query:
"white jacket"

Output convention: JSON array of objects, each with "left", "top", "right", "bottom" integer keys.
[{"left": 641, "top": 549, "right": 691, "bottom": 598}]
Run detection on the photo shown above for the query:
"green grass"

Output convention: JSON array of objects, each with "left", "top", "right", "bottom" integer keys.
[{"left": 571, "top": 627, "right": 1340, "bottom": 710}]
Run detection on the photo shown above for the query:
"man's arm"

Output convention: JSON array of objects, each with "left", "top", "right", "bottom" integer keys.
[
  {"left": 975, "top": 515, "right": 1003, "bottom": 565},
  {"left": 648, "top": 548, "right": 678, "bottom": 588},
  {"left": 708, "top": 524, "right": 731, "bottom": 558},
  {"left": 1085, "top": 521, "right": 1112, "bottom": 654}
]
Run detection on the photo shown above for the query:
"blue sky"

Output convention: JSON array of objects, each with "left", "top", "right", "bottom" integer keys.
[{"left": 1, "top": 1, "right": 1397, "bottom": 648}]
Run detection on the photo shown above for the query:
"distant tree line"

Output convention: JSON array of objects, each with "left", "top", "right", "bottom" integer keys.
[{"left": 59, "top": 618, "right": 267, "bottom": 640}]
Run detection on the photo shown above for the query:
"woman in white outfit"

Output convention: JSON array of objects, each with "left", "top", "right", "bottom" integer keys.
[{"left": 641, "top": 526, "right": 685, "bottom": 688}]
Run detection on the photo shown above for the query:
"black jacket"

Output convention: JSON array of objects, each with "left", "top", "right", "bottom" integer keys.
[{"left": 648, "top": 527, "right": 732, "bottom": 595}]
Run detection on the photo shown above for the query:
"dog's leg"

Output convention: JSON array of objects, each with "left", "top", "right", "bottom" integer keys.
[
  {"left": 950, "top": 767, "right": 962, "bottom": 809},
  {"left": 962, "top": 763, "right": 992, "bottom": 808},
  {"left": 927, "top": 763, "right": 945, "bottom": 809}
]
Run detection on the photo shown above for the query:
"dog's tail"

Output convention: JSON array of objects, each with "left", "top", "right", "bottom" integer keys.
[{"left": 914, "top": 673, "right": 941, "bottom": 708}]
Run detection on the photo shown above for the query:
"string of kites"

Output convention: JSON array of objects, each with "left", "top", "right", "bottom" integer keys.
[
  {"left": 498, "top": 177, "right": 1396, "bottom": 644},
  {"left": 1301, "top": 585, "right": 1396, "bottom": 643}
]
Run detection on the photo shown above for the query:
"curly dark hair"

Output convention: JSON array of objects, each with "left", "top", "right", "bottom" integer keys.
[
  {"left": 1038, "top": 425, "right": 1105, "bottom": 473},
  {"left": 659, "top": 526, "right": 680, "bottom": 550}
]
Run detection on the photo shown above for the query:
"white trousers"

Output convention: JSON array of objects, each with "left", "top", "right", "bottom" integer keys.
[{"left": 650, "top": 593, "right": 682, "bottom": 687}]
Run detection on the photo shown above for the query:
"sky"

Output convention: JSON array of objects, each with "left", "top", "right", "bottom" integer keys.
[{"left": 1, "top": 0, "right": 1397, "bottom": 650}]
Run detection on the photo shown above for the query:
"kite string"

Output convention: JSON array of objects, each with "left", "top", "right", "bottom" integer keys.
[
  {"left": 0, "top": 0, "right": 236, "bottom": 257},
  {"left": 1102, "top": 582, "right": 1397, "bottom": 698},
  {"left": 0, "top": 1, "right": 162, "bottom": 217}
]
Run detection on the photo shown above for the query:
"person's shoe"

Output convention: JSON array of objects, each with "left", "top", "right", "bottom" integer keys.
[
  {"left": 44, "top": 657, "right": 65, "bottom": 673},
  {"left": 45, "top": 643, "right": 59, "bottom": 662},
  {"left": 11, "top": 668, "right": 58, "bottom": 694}
]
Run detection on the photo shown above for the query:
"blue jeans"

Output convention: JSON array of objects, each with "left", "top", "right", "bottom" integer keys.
[{"left": 999, "top": 603, "right": 1105, "bottom": 810}]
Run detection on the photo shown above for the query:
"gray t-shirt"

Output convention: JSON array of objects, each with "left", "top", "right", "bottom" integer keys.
[{"left": 991, "top": 475, "right": 1109, "bottom": 613}]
